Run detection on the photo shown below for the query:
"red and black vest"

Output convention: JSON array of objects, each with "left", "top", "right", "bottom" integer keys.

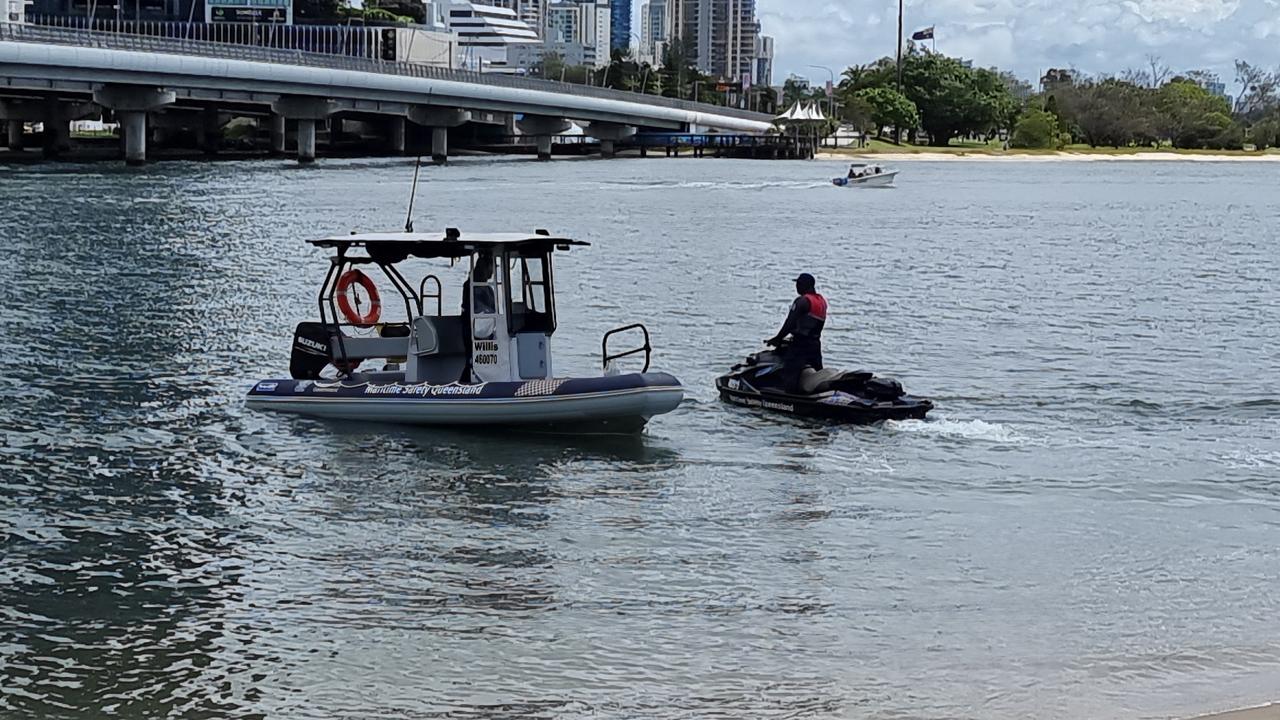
[{"left": 795, "top": 292, "right": 827, "bottom": 339}]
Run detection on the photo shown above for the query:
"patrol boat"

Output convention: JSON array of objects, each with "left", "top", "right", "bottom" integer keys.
[{"left": 247, "top": 229, "right": 683, "bottom": 433}]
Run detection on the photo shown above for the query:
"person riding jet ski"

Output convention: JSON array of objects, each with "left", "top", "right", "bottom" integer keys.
[{"left": 765, "top": 272, "right": 828, "bottom": 392}]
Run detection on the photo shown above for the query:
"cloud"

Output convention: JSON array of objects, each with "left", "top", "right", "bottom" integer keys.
[{"left": 760, "top": 0, "right": 1280, "bottom": 90}]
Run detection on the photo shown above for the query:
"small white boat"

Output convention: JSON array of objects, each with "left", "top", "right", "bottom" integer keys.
[
  {"left": 832, "top": 163, "right": 898, "bottom": 188},
  {"left": 247, "top": 229, "right": 683, "bottom": 434}
]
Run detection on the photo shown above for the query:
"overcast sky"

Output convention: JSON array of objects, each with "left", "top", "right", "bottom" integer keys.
[{"left": 758, "top": 0, "right": 1280, "bottom": 91}]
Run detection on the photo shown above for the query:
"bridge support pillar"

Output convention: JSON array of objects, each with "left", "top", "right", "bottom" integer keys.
[
  {"left": 41, "top": 101, "right": 70, "bottom": 159},
  {"left": 388, "top": 117, "right": 405, "bottom": 155},
  {"left": 407, "top": 107, "right": 470, "bottom": 165},
  {"left": 431, "top": 127, "right": 448, "bottom": 164},
  {"left": 271, "top": 96, "right": 335, "bottom": 164},
  {"left": 6, "top": 120, "right": 23, "bottom": 151},
  {"left": 270, "top": 114, "right": 286, "bottom": 156},
  {"left": 197, "top": 107, "right": 221, "bottom": 155},
  {"left": 517, "top": 115, "right": 569, "bottom": 161},
  {"left": 120, "top": 111, "right": 147, "bottom": 166},
  {"left": 297, "top": 119, "right": 317, "bottom": 164},
  {"left": 584, "top": 122, "right": 635, "bottom": 159},
  {"left": 93, "top": 85, "right": 175, "bottom": 165}
]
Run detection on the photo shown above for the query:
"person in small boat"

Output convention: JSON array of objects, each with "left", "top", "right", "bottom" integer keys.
[
  {"left": 461, "top": 251, "right": 497, "bottom": 317},
  {"left": 459, "top": 252, "right": 498, "bottom": 382},
  {"left": 765, "top": 272, "right": 828, "bottom": 393},
  {"left": 848, "top": 164, "right": 860, "bottom": 179}
]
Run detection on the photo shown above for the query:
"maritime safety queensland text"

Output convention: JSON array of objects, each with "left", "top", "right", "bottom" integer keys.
[{"left": 363, "top": 383, "right": 486, "bottom": 397}]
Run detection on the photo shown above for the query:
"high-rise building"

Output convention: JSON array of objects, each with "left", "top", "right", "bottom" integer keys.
[
  {"left": 754, "top": 33, "right": 772, "bottom": 86},
  {"left": 5, "top": 0, "right": 26, "bottom": 23},
  {"left": 639, "top": 0, "right": 667, "bottom": 64},
  {"left": 545, "top": 1, "right": 611, "bottom": 66},
  {"left": 665, "top": 0, "right": 759, "bottom": 80},
  {"left": 545, "top": 2, "right": 581, "bottom": 43},
  {"left": 609, "top": 0, "right": 631, "bottom": 52},
  {"left": 448, "top": 2, "right": 540, "bottom": 70},
  {"left": 479, "top": 0, "right": 548, "bottom": 36},
  {"left": 591, "top": 1, "right": 612, "bottom": 51}
]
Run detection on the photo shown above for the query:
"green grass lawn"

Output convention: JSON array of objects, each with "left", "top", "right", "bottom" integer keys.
[{"left": 834, "top": 137, "right": 1279, "bottom": 156}]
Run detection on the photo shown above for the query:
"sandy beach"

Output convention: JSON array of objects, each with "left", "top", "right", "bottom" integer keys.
[{"left": 818, "top": 151, "right": 1280, "bottom": 162}]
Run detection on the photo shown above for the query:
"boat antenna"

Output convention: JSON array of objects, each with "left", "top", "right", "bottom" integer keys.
[{"left": 404, "top": 155, "right": 423, "bottom": 233}]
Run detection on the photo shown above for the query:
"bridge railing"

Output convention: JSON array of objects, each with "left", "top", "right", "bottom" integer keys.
[
  {"left": 0, "top": 23, "right": 775, "bottom": 123},
  {"left": 26, "top": 15, "right": 385, "bottom": 60}
]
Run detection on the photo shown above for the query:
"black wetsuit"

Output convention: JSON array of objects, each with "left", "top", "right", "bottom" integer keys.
[{"left": 769, "top": 294, "right": 827, "bottom": 393}]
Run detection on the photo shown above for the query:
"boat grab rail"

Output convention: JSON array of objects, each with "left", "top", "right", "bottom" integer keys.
[
  {"left": 601, "top": 323, "right": 651, "bottom": 374},
  {"left": 418, "top": 274, "right": 442, "bottom": 317}
]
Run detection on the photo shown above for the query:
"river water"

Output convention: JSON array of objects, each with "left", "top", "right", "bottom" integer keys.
[{"left": 1, "top": 156, "right": 1278, "bottom": 720}]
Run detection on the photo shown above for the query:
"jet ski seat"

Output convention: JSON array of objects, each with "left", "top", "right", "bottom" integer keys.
[
  {"left": 799, "top": 368, "right": 843, "bottom": 395},
  {"left": 798, "top": 368, "right": 876, "bottom": 396}
]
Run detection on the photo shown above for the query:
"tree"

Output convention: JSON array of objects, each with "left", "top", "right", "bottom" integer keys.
[
  {"left": 368, "top": 0, "right": 422, "bottom": 23},
  {"left": 855, "top": 87, "right": 918, "bottom": 139},
  {"left": 1056, "top": 78, "right": 1156, "bottom": 147},
  {"left": 838, "top": 61, "right": 893, "bottom": 93},
  {"left": 1249, "top": 115, "right": 1280, "bottom": 149},
  {"left": 898, "top": 52, "right": 1017, "bottom": 145},
  {"left": 781, "top": 76, "right": 813, "bottom": 106},
  {"left": 534, "top": 51, "right": 566, "bottom": 81},
  {"left": 1156, "top": 79, "right": 1233, "bottom": 148},
  {"left": 1146, "top": 54, "right": 1171, "bottom": 88},
  {"left": 1009, "top": 107, "right": 1062, "bottom": 149},
  {"left": 1233, "top": 60, "right": 1279, "bottom": 120},
  {"left": 294, "top": 0, "right": 342, "bottom": 21},
  {"left": 837, "top": 94, "right": 875, "bottom": 136},
  {"left": 1120, "top": 67, "right": 1152, "bottom": 88},
  {"left": 658, "top": 34, "right": 710, "bottom": 101}
]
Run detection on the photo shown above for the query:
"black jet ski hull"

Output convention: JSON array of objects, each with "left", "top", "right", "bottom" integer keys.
[{"left": 716, "top": 377, "right": 932, "bottom": 423}]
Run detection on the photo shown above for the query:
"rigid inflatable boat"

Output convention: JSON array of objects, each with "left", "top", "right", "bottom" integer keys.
[{"left": 247, "top": 229, "right": 683, "bottom": 433}]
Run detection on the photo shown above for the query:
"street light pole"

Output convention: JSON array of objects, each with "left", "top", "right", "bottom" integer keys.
[
  {"left": 627, "top": 31, "right": 648, "bottom": 93},
  {"left": 807, "top": 64, "right": 835, "bottom": 118},
  {"left": 896, "top": 0, "right": 904, "bottom": 143},
  {"left": 896, "top": 0, "right": 903, "bottom": 93}
]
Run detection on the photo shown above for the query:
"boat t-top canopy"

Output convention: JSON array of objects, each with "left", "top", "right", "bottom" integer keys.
[{"left": 309, "top": 228, "right": 588, "bottom": 261}]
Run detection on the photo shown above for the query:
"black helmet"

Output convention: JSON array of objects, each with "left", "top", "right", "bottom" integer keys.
[{"left": 793, "top": 272, "right": 816, "bottom": 291}]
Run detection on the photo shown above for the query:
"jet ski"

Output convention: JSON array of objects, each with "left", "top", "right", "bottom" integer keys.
[{"left": 715, "top": 343, "right": 932, "bottom": 423}]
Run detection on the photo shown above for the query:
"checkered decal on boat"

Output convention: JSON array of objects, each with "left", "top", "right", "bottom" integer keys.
[{"left": 515, "top": 379, "right": 567, "bottom": 397}]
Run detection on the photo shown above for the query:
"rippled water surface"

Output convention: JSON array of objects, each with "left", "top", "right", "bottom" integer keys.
[{"left": 2, "top": 157, "right": 1278, "bottom": 720}]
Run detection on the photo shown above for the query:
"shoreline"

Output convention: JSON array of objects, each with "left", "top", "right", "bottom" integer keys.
[
  {"left": 817, "top": 150, "right": 1280, "bottom": 162},
  {"left": 1188, "top": 703, "right": 1280, "bottom": 720}
]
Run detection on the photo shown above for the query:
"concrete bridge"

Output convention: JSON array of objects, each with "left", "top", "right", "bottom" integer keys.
[{"left": 0, "top": 24, "right": 776, "bottom": 165}]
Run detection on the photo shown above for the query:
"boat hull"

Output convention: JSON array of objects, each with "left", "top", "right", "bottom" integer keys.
[
  {"left": 832, "top": 171, "right": 898, "bottom": 188},
  {"left": 246, "top": 372, "right": 684, "bottom": 433}
]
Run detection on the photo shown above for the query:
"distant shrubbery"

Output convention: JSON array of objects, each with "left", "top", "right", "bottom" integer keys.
[
  {"left": 783, "top": 47, "right": 1280, "bottom": 151},
  {"left": 1010, "top": 108, "right": 1064, "bottom": 149}
]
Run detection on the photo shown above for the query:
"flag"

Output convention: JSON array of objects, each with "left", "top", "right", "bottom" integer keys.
[{"left": 911, "top": 26, "right": 934, "bottom": 41}]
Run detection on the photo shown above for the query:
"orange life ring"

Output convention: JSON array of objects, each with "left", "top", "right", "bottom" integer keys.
[{"left": 336, "top": 269, "right": 381, "bottom": 326}]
